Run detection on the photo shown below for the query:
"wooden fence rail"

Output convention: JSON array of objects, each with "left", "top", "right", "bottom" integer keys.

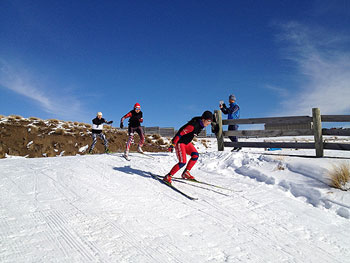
[{"left": 213, "top": 108, "right": 350, "bottom": 157}]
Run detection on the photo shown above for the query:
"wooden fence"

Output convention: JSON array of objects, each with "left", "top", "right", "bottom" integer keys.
[{"left": 213, "top": 108, "right": 350, "bottom": 157}]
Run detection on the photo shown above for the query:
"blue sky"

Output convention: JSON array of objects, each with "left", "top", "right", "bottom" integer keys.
[{"left": 1, "top": 0, "right": 349, "bottom": 130}]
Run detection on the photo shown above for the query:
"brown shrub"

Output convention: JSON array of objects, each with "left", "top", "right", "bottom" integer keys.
[
  {"left": 48, "top": 119, "right": 59, "bottom": 124},
  {"left": 54, "top": 128, "right": 66, "bottom": 135},
  {"left": 29, "top": 117, "right": 40, "bottom": 120},
  {"left": 156, "top": 138, "right": 165, "bottom": 145},
  {"left": 10, "top": 115, "right": 23, "bottom": 119},
  {"left": 62, "top": 123, "right": 70, "bottom": 129},
  {"left": 152, "top": 134, "right": 161, "bottom": 140},
  {"left": 28, "top": 125, "right": 39, "bottom": 133},
  {"left": 329, "top": 162, "right": 350, "bottom": 191}
]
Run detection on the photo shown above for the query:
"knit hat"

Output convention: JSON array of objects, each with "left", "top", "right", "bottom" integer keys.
[
  {"left": 201, "top": 111, "right": 213, "bottom": 121},
  {"left": 229, "top": 94, "right": 236, "bottom": 101},
  {"left": 134, "top": 103, "right": 141, "bottom": 109},
  {"left": 97, "top": 112, "right": 103, "bottom": 116}
]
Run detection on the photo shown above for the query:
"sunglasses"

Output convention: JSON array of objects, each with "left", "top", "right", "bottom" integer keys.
[{"left": 135, "top": 107, "right": 141, "bottom": 110}]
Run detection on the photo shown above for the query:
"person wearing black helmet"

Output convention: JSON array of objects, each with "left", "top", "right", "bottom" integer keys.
[{"left": 163, "top": 110, "right": 213, "bottom": 184}]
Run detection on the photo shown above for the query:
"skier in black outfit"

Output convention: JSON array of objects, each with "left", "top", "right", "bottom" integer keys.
[
  {"left": 163, "top": 110, "right": 213, "bottom": 184},
  {"left": 88, "top": 112, "right": 113, "bottom": 154}
]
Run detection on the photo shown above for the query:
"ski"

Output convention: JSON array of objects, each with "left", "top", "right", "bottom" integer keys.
[
  {"left": 122, "top": 154, "right": 130, "bottom": 161},
  {"left": 172, "top": 178, "right": 231, "bottom": 196},
  {"left": 172, "top": 177, "right": 238, "bottom": 192},
  {"left": 138, "top": 152, "right": 155, "bottom": 159},
  {"left": 150, "top": 173, "right": 198, "bottom": 200}
]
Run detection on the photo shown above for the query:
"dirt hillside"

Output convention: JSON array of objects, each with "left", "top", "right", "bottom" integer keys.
[{"left": 0, "top": 115, "right": 167, "bottom": 158}]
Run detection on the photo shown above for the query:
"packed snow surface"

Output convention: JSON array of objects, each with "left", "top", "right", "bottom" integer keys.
[{"left": 1, "top": 139, "right": 350, "bottom": 262}]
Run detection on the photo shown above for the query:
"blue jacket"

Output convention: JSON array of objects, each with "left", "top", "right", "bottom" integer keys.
[{"left": 221, "top": 102, "right": 240, "bottom": 120}]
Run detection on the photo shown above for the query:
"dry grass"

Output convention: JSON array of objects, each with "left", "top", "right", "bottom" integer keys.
[
  {"left": 29, "top": 117, "right": 40, "bottom": 120},
  {"left": 9, "top": 115, "right": 23, "bottom": 119},
  {"left": 54, "top": 128, "right": 66, "bottom": 135},
  {"left": 48, "top": 119, "right": 60, "bottom": 124},
  {"left": 145, "top": 136, "right": 153, "bottom": 144},
  {"left": 328, "top": 162, "right": 350, "bottom": 191},
  {"left": 152, "top": 134, "right": 161, "bottom": 140},
  {"left": 200, "top": 139, "right": 208, "bottom": 148},
  {"left": 276, "top": 163, "right": 285, "bottom": 170},
  {"left": 156, "top": 138, "right": 165, "bottom": 145}
]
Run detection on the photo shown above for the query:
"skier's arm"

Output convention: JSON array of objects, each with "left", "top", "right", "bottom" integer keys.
[
  {"left": 121, "top": 112, "right": 132, "bottom": 123},
  {"left": 172, "top": 124, "right": 195, "bottom": 144},
  {"left": 120, "top": 112, "right": 132, "bottom": 128}
]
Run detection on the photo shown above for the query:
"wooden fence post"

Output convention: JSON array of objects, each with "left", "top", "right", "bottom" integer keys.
[
  {"left": 214, "top": 110, "right": 224, "bottom": 151},
  {"left": 312, "top": 108, "right": 324, "bottom": 157}
]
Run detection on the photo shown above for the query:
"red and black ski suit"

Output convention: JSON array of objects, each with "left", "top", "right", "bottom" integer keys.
[
  {"left": 121, "top": 110, "right": 145, "bottom": 151},
  {"left": 169, "top": 117, "right": 205, "bottom": 176}
]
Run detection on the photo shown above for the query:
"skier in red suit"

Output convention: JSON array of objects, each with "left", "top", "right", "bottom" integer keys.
[
  {"left": 120, "top": 103, "right": 145, "bottom": 159},
  {"left": 163, "top": 111, "right": 213, "bottom": 184}
]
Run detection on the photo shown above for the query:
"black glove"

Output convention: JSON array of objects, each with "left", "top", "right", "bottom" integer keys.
[
  {"left": 168, "top": 143, "right": 175, "bottom": 153},
  {"left": 222, "top": 103, "right": 227, "bottom": 109},
  {"left": 107, "top": 120, "right": 113, "bottom": 124},
  {"left": 120, "top": 122, "right": 124, "bottom": 129}
]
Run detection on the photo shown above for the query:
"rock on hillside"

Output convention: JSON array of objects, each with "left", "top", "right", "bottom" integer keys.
[{"left": 0, "top": 115, "right": 167, "bottom": 158}]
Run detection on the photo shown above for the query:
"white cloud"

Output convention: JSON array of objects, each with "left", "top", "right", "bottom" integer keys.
[
  {"left": 0, "top": 59, "right": 84, "bottom": 120},
  {"left": 264, "top": 84, "right": 289, "bottom": 97},
  {"left": 275, "top": 22, "right": 350, "bottom": 116}
]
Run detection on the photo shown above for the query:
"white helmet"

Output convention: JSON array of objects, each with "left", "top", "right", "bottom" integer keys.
[{"left": 97, "top": 112, "right": 103, "bottom": 116}]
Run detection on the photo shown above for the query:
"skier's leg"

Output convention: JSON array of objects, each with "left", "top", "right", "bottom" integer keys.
[
  {"left": 135, "top": 126, "right": 145, "bottom": 152},
  {"left": 136, "top": 127, "right": 145, "bottom": 147},
  {"left": 99, "top": 133, "right": 109, "bottom": 152},
  {"left": 89, "top": 133, "right": 97, "bottom": 153},
  {"left": 183, "top": 143, "right": 198, "bottom": 178},
  {"left": 169, "top": 143, "right": 187, "bottom": 176},
  {"left": 185, "top": 145, "right": 198, "bottom": 171},
  {"left": 125, "top": 127, "right": 135, "bottom": 154}
]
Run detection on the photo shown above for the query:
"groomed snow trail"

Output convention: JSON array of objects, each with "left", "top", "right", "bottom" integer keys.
[{"left": 0, "top": 151, "right": 349, "bottom": 263}]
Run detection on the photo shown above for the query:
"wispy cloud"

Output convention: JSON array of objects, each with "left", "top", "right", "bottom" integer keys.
[
  {"left": 274, "top": 22, "right": 350, "bottom": 116},
  {"left": 0, "top": 59, "right": 85, "bottom": 120},
  {"left": 264, "top": 84, "right": 290, "bottom": 98}
]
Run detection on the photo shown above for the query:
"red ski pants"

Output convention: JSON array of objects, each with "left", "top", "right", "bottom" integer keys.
[{"left": 169, "top": 143, "right": 199, "bottom": 176}]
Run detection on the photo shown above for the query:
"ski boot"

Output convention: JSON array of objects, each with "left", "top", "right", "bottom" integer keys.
[
  {"left": 137, "top": 146, "right": 144, "bottom": 153},
  {"left": 232, "top": 147, "right": 242, "bottom": 152},
  {"left": 182, "top": 170, "right": 195, "bottom": 180},
  {"left": 163, "top": 174, "right": 172, "bottom": 184},
  {"left": 123, "top": 150, "right": 130, "bottom": 160},
  {"left": 105, "top": 148, "right": 111, "bottom": 154}
]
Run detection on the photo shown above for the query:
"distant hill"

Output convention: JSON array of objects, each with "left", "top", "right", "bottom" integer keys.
[{"left": 0, "top": 115, "right": 167, "bottom": 158}]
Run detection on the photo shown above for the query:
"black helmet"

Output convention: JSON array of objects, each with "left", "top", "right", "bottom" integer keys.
[{"left": 201, "top": 111, "right": 213, "bottom": 121}]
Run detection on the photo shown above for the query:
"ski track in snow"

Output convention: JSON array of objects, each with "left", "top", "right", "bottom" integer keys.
[{"left": 0, "top": 145, "right": 350, "bottom": 262}]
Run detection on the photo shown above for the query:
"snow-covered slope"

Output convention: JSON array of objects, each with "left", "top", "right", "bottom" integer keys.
[{"left": 1, "top": 139, "right": 350, "bottom": 262}]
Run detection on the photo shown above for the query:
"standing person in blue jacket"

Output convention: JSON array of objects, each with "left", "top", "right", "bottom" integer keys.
[
  {"left": 88, "top": 112, "right": 113, "bottom": 154},
  {"left": 219, "top": 94, "right": 241, "bottom": 152}
]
